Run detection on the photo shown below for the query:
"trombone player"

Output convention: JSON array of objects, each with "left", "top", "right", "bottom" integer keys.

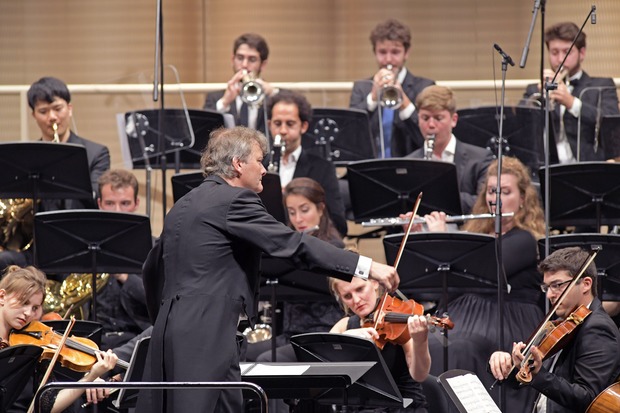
[
  {"left": 350, "top": 18, "right": 435, "bottom": 158},
  {"left": 204, "top": 33, "right": 277, "bottom": 134}
]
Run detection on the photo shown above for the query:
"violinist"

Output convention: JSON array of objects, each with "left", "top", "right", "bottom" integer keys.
[
  {"left": 0, "top": 265, "right": 118, "bottom": 413},
  {"left": 489, "top": 247, "right": 620, "bottom": 413},
  {"left": 328, "top": 276, "right": 430, "bottom": 412}
]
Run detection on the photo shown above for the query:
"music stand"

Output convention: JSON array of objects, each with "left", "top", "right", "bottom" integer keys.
[
  {"left": 33, "top": 210, "right": 152, "bottom": 322},
  {"left": 438, "top": 369, "right": 500, "bottom": 413},
  {"left": 121, "top": 108, "right": 229, "bottom": 170},
  {"left": 171, "top": 171, "right": 204, "bottom": 202},
  {"left": 453, "top": 106, "right": 559, "bottom": 181},
  {"left": 538, "top": 162, "right": 620, "bottom": 229},
  {"left": 0, "top": 344, "right": 43, "bottom": 412},
  {"left": 114, "top": 336, "right": 151, "bottom": 410},
  {"left": 600, "top": 115, "right": 620, "bottom": 160},
  {"left": 347, "top": 159, "right": 462, "bottom": 222},
  {"left": 537, "top": 234, "right": 620, "bottom": 301},
  {"left": 0, "top": 142, "right": 93, "bottom": 207},
  {"left": 306, "top": 108, "right": 377, "bottom": 164},
  {"left": 291, "top": 332, "right": 408, "bottom": 408}
]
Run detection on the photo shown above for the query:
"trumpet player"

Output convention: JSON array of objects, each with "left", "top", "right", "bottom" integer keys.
[
  {"left": 523, "top": 22, "right": 619, "bottom": 162},
  {"left": 204, "top": 33, "right": 276, "bottom": 133},
  {"left": 406, "top": 85, "right": 492, "bottom": 214},
  {"left": 350, "top": 18, "right": 434, "bottom": 158}
]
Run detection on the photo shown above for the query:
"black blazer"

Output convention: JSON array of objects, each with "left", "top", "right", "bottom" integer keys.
[
  {"left": 204, "top": 90, "right": 266, "bottom": 133},
  {"left": 524, "top": 72, "right": 619, "bottom": 161},
  {"left": 350, "top": 70, "right": 435, "bottom": 157}
]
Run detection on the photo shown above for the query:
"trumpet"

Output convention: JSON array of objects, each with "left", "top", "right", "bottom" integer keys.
[
  {"left": 240, "top": 70, "right": 265, "bottom": 106},
  {"left": 267, "top": 134, "right": 285, "bottom": 173},
  {"left": 379, "top": 65, "right": 402, "bottom": 109},
  {"left": 52, "top": 122, "right": 60, "bottom": 142},
  {"left": 361, "top": 212, "right": 515, "bottom": 227}
]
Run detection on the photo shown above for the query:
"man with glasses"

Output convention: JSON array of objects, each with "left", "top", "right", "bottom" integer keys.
[{"left": 489, "top": 247, "right": 620, "bottom": 413}]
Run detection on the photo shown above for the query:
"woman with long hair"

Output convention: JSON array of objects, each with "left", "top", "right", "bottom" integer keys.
[{"left": 0, "top": 265, "right": 117, "bottom": 413}]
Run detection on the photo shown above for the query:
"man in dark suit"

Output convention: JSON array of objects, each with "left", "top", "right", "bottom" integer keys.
[
  {"left": 407, "top": 85, "right": 492, "bottom": 214},
  {"left": 350, "top": 19, "right": 435, "bottom": 158},
  {"left": 203, "top": 33, "right": 277, "bottom": 133},
  {"left": 490, "top": 247, "right": 620, "bottom": 413},
  {"left": 523, "top": 22, "right": 619, "bottom": 162},
  {"left": 0, "top": 76, "right": 110, "bottom": 270},
  {"left": 267, "top": 90, "right": 348, "bottom": 236},
  {"left": 137, "top": 126, "right": 399, "bottom": 413}
]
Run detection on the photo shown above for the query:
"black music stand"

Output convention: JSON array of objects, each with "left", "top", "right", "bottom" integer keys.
[
  {"left": 171, "top": 171, "right": 204, "bottom": 202},
  {"left": 0, "top": 142, "right": 93, "bottom": 208},
  {"left": 453, "top": 106, "right": 559, "bottom": 181},
  {"left": 438, "top": 369, "right": 500, "bottom": 413},
  {"left": 538, "top": 162, "right": 620, "bottom": 229},
  {"left": 33, "top": 210, "right": 152, "bottom": 322},
  {"left": 241, "top": 361, "right": 373, "bottom": 400},
  {"left": 291, "top": 332, "right": 407, "bottom": 408},
  {"left": 114, "top": 336, "right": 151, "bottom": 410},
  {"left": 347, "top": 159, "right": 462, "bottom": 222},
  {"left": 305, "top": 108, "right": 377, "bottom": 164},
  {"left": 0, "top": 344, "right": 43, "bottom": 412},
  {"left": 122, "top": 108, "right": 227, "bottom": 169},
  {"left": 600, "top": 115, "right": 620, "bottom": 160},
  {"left": 537, "top": 234, "right": 620, "bottom": 301}
]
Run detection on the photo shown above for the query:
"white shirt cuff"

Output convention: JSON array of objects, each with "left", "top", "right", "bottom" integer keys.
[
  {"left": 399, "top": 102, "right": 415, "bottom": 120},
  {"left": 216, "top": 98, "right": 230, "bottom": 113},
  {"left": 568, "top": 97, "right": 582, "bottom": 118},
  {"left": 366, "top": 93, "right": 378, "bottom": 112},
  {"left": 355, "top": 255, "right": 373, "bottom": 280}
]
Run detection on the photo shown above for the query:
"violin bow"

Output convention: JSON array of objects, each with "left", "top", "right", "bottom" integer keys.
[
  {"left": 392, "top": 192, "right": 423, "bottom": 302},
  {"left": 27, "top": 316, "right": 77, "bottom": 413}
]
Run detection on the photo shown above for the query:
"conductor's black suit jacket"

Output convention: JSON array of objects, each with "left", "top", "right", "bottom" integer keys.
[{"left": 139, "top": 174, "right": 360, "bottom": 413}]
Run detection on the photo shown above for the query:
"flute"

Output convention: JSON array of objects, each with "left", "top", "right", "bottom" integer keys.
[{"left": 361, "top": 212, "right": 515, "bottom": 227}]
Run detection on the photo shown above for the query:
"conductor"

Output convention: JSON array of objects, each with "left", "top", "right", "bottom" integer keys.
[{"left": 137, "top": 126, "right": 399, "bottom": 413}]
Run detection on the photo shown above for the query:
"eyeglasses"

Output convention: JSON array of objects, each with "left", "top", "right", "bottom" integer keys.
[{"left": 540, "top": 279, "right": 572, "bottom": 293}]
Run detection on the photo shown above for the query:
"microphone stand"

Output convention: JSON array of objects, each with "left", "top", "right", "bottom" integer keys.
[
  {"left": 492, "top": 43, "right": 514, "bottom": 413},
  {"left": 542, "top": 6, "right": 597, "bottom": 258},
  {"left": 153, "top": 0, "right": 167, "bottom": 221}
]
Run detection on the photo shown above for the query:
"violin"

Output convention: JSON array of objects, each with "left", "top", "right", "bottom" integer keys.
[
  {"left": 9, "top": 320, "right": 129, "bottom": 372},
  {"left": 363, "top": 293, "right": 454, "bottom": 350},
  {"left": 516, "top": 304, "right": 591, "bottom": 384}
]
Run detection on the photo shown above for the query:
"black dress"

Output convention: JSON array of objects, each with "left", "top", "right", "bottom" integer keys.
[{"left": 428, "top": 228, "right": 543, "bottom": 412}]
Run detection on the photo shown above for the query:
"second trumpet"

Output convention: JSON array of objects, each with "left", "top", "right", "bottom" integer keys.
[{"left": 240, "top": 70, "right": 265, "bottom": 105}]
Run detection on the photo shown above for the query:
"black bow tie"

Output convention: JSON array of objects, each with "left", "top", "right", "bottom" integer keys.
[{"left": 568, "top": 77, "right": 580, "bottom": 88}]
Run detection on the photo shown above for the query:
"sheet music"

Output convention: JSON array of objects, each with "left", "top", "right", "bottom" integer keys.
[
  {"left": 242, "top": 363, "right": 310, "bottom": 376},
  {"left": 445, "top": 374, "right": 501, "bottom": 413}
]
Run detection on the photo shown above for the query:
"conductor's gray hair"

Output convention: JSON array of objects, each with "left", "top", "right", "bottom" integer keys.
[{"left": 201, "top": 127, "right": 269, "bottom": 179}]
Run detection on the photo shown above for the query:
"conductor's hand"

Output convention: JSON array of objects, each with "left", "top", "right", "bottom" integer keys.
[{"left": 369, "top": 262, "right": 399, "bottom": 292}]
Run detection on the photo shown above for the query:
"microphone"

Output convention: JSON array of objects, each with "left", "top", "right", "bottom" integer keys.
[
  {"left": 591, "top": 5, "right": 597, "bottom": 24},
  {"left": 493, "top": 43, "right": 515, "bottom": 66}
]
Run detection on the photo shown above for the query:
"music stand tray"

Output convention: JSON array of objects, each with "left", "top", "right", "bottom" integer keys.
[
  {"left": 306, "top": 108, "right": 377, "bottom": 163},
  {"left": 0, "top": 344, "right": 43, "bottom": 412},
  {"left": 383, "top": 232, "right": 497, "bottom": 302},
  {"left": 438, "top": 369, "right": 500, "bottom": 413},
  {"left": 120, "top": 108, "right": 227, "bottom": 169},
  {"left": 241, "top": 361, "right": 373, "bottom": 400},
  {"left": 291, "top": 332, "right": 407, "bottom": 408},
  {"left": 538, "top": 234, "right": 620, "bottom": 301},
  {"left": 347, "top": 159, "right": 462, "bottom": 222},
  {"left": 0, "top": 142, "right": 93, "bottom": 201},
  {"left": 453, "top": 106, "right": 559, "bottom": 181},
  {"left": 539, "top": 162, "right": 620, "bottom": 228}
]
